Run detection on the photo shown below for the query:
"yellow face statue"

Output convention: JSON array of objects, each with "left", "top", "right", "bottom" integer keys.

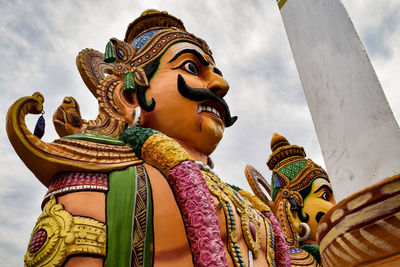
[
  {"left": 141, "top": 42, "right": 231, "bottom": 156},
  {"left": 301, "top": 178, "right": 336, "bottom": 241}
]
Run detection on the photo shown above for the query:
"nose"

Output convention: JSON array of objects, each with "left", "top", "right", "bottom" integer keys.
[{"left": 207, "top": 73, "right": 229, "bottom": 97}]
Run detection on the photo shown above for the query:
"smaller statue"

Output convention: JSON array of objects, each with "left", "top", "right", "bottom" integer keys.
[{"left": 245, "top": 133, "right": 336, "bottom": 266}]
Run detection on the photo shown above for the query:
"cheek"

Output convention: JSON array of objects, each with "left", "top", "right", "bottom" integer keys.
[{"left": 304, "top": 197, "right": 331, "bottom": 217}]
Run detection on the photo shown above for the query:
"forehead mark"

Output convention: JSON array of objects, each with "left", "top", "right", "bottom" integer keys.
[
  {"left": 169, "top": 43, "right": 213, "bottom": 65},
  {"left": 313, "top": 178, "right": 331, "bottom": 189}
]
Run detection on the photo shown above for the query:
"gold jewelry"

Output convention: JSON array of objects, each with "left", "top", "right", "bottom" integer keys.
[
  {"left": 24, "top": 195, "right": 106, "bottom": 267},
  {"left": 203, "top": 171, "right": 262, "bottom": 261}
]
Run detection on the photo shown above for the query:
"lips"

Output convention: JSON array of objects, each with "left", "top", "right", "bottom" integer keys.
[{"left": 197, "top": 100, "right": 224, "bottom": 121}]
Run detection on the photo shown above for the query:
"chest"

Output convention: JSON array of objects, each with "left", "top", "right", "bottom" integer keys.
[{"left": 148, "top": 163, "right": 274, "bottom": 266}]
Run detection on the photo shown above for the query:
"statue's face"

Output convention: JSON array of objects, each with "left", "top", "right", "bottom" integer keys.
[
  {"left": 301, "top": 178, "right": 336, "bottom": 241},
  {"left": 141, "top": 42, "right": 230, "bottom": 155}
]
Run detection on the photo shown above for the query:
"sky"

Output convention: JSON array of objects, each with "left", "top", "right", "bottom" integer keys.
[{"left": 0, "top": 0, "right": 399, "bottom": 265}]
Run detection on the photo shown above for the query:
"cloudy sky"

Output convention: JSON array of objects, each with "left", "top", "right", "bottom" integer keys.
[{"left": 0, "top": 0, "right": 399, "bottom": 265}]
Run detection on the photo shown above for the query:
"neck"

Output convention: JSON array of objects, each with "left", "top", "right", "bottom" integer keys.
[{"left": 175, "top": 139, "right": 208, "bottom": 165}]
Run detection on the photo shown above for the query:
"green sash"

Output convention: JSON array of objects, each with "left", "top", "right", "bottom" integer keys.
[{"left": 106, "top": 165, "right": 153, "bottom": 266}]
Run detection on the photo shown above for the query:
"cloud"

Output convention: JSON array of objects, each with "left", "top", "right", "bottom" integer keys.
[{"left": 0, "top": 0, "right": 398, "bottom": 265}]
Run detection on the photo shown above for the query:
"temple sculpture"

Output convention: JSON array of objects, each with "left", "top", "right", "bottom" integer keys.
[
  {"left": 8, "top": 4, "right": 400, "bottom": 267},
  {"left": 7, "top": 10, "right": 295, "bottom": 267},
  {"left": 245, "top": 133, "right": 336, "bottom": 266}
]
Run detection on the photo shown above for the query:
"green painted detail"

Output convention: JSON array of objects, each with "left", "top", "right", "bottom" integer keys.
[
  {"left": 278, "top": 160, "right": 307, "bottom": 180},
  {"left": 104, "top": 41, "right": 116, "bottom": 63},
  {"left": 271, "top": 175, "right": 277, "bottom": 200},
  {"left": 119, "top": 127, "right": 160, "bottom": 157},
  {"left": 106, "top": 166, "right": 137, "bottom": 266},
  {"left": 62, "top": 133, "right": 125, "bottom": 146},
  {"left": 227, "top": 183, "right": 242, "bottom": 192},
  {"left": 143, "top": 169, "right": 154, "bottom": 266},
  {"left": 124, "top": 70, "right": 137, "bottom": 93},
  {"left": 300, "top": 243, "right": 321, "bottom": 264}
]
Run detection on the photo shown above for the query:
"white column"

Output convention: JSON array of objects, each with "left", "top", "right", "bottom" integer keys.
[{"left": 277, "top": 0, "right": 400, "bottom": 200}]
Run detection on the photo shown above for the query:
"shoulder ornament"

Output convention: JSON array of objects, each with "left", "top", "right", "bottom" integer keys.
[{"left": 25, "top": 195, "right": 106, "bottom": 267}]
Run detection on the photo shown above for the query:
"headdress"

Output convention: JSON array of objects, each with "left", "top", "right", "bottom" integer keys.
[
  {"left": 104, "top": 9, "right": 213, "bottom": 85},
  {"left": 267, "top": 133, "right": 330, "bottom": 208}
]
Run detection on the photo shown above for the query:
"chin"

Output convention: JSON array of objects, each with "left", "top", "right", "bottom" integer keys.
[{"left": 193, "top": 133, "right": 223, "bottom": 156}]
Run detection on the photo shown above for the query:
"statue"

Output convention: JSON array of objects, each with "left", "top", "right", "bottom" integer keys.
[
  {"left": 245, "top": 133, "right": 336, "bottom": 266},
  {"left": 7, "top": 10, "right": 293, "bottom": 267}
]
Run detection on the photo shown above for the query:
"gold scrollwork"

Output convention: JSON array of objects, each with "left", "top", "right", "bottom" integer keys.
[{"left": 24, "top": 195, "right": 106, "bottom": 267}]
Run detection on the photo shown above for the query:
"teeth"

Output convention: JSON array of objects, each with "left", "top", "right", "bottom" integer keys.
[{"left": 198, "top": 105, "right": 221, "bottom": 118}]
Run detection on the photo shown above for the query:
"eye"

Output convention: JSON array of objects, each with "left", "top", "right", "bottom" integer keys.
[
  {"left": 321, "top": 192, "right": 330, "bottom": 201},
  {"left": 180, "top": 60, "right": 199, "bottom": 75}
]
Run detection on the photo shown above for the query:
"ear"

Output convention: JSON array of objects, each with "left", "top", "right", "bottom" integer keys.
[
  {"left": 110, "top": 38, "right": 136, "bottom": 63},
  {"left": 111, "top": 81, "right": 140, "bottom": 126}
]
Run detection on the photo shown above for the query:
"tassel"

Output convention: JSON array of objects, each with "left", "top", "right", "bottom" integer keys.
[
  {"left": 124, "top": 71, "right": 136, "bottom": 93},
  {"left": 34, "top": 113, "right": 45, "bottom": 139},
  {"left": 274, "top": 173, "right": 282, "bottom": 189},
  {"left": 104, "top": 41, "right": 116, "bottom": 63},
  {"left": 288, "top": 196, "right": 299, "bottom": 211}
]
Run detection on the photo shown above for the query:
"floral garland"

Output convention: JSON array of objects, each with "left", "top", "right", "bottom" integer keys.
[{"left": 120, "top": 127, "right": 227, "bottom": 266}]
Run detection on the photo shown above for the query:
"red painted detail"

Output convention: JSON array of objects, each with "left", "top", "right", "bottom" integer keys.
[
  {"left": 29, "top": 229, "right": 47, "bottom": 253},
  {"left": 249, "top": 221, "right": 256, "bottom": 241}
]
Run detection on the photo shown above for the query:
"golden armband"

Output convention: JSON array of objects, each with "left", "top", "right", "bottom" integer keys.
[{"left": 24, "top": 195, "right": 106, "bottom": 267}]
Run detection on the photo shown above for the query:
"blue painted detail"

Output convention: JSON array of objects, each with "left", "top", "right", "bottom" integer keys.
[
  {"left": 290, "top": 247, "right": 303, "bottom": 254},
  {"left": 131, "top": 29, "right": 163, "bottom": 52},
  {"left": 225, "top": 202, "right": 245, "bottom": 265},
  {"left": 274, "top": 173, "right": 282, "bottom": 189},
  {"left": 118, "top": 49, "right": 125, "bottom": 57},
  {"left": 269, "top": 224, "right": 274, "bottom": 248},
  {"left": 233, "top": 190, "right": 245, "bottom": 203}
]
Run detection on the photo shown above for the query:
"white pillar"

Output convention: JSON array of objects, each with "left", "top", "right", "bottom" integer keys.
[{"left": 277, "top": 0, "right": 400, "bottom": 200}]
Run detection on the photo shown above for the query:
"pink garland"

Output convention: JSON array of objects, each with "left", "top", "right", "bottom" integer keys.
[
  {"left": 169, "top": 161, "right": 227, "bottom": 267},
  {"left": 263, "top": 212, "right": 292, "bottom": 267}
]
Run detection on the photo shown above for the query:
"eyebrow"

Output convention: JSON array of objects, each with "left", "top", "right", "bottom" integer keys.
[
  {"left": 314, "top": 184, "right": 333, "bottom": 194},
  {"left": 214, "top": 67, "right": 223, "bottom": 77},
  {"left": 168, "top": 49, "right": 209, "bottom": 66}
]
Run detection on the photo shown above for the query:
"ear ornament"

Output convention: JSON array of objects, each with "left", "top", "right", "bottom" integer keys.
[
  {"left": 297, "top": 222, "right": 310, "bottom": 242},
  {"left": 124, "top": 71, "right": 136, "bottom": 93},
  {"left": 132, "top": 106, "right": 141, "bottom": 127},
  {"left": 103, "top": 41, "right": 116, "bottom": 63}
]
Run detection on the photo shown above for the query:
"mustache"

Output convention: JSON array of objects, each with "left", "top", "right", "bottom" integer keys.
[
  {"left": 316, "top": 211, "right": 325, "bottom": 223},
  {"left": 177, "top": 74, "right": 237, "bottom": 127},
  {"left": 297, "top": 209, "right": 310, "bottom": 223}
]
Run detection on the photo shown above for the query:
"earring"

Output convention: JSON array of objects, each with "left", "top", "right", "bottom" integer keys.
[
  {"left": 297, "top": 222, "right": 310, "bottom": 242},
  {"left": 133, "top": 106, "right": 141, "bottom": 126}
]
